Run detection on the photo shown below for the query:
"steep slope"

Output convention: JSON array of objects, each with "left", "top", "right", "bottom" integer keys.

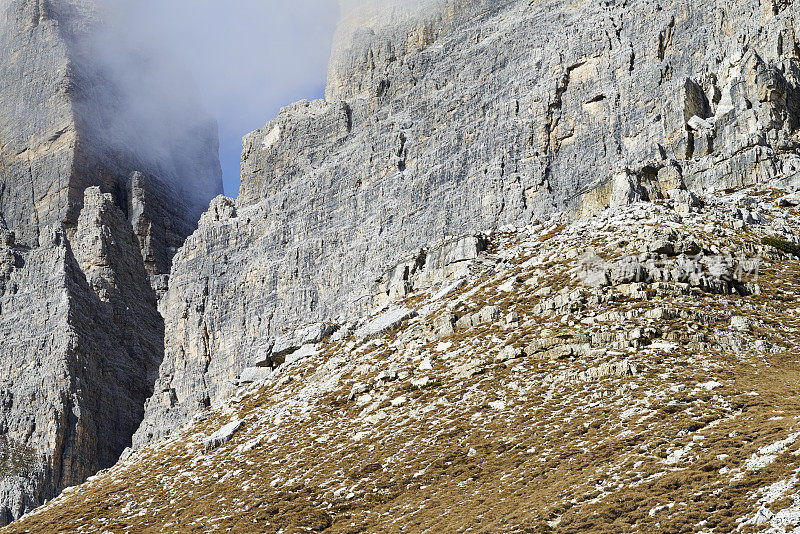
[
  {"left": 137, "top": 0, "right": 800, "bottom": 445},
  {"left": 12, "top": 184, "right": 800, "bottom": 532},
  {"left": 0, "top": 0, "right": 222, "bottom": 523}
]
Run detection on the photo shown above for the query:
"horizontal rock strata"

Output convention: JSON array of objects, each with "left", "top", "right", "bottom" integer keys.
[
  {"left": 138, "top": 0, "right": 800, "bottom": 447},
  {"left": 0, "top": 0, "right": 222, "bottom": 523}
]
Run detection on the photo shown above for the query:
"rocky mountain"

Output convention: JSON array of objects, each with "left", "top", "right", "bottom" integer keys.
[
  {"left": 9, "top": 184, "right": 800, "bottom": 532},
  {"left": 2, "top": 0, "right": 800, "bottom": 530},
  {"left": 0, "top": 0, "right": 222, "bottom": 524},
  {"left": 135, "top": 0, "right": 800, "bottom": 450}
]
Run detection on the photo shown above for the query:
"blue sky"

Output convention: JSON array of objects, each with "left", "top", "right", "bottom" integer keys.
[
  {"left": 216, "top": 82, "right": 328, "bottom": 197},
  {"left": 116, "top": 1, "right": 341, "bottom": 197}
]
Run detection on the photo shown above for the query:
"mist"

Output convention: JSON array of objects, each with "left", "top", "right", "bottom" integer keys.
[
  {"left": 89, "top": 0, "right": 341, "bottom": 197},
  {"left": 76, "top": 0, "right": 453, "bottom": 198}
]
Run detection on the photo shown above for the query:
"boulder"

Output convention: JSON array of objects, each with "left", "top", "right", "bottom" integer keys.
[
  {"left": 202, "top": 420, "right": 243, "bottom": 451},
  {"left": 355, "top": 308, "right": 417, "bottom": 340},
  {"left": 273, "top": 323, "right": 338, "bottom": 358},
  {"left": 239, "top": 368, "right": 272, "bottom": 384},
  {"left": 611, "top": 258, "right": 646, "bottom": 285}
]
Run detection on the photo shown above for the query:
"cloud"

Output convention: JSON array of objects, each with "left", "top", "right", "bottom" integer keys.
[
  {"left": 339, "top": 0, "right": 446, "bottom": 18},
  {"left": 71, "top": 0, "right": 452, "bottom": 198},
  {"left": 83, "top": 0, "right": 341, "bottom": 197}
]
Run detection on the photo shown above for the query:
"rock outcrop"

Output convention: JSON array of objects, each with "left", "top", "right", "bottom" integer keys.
[
  {"left": 0, "top": 0, "right": 222, "bottom": 523},
  {"left": 137, "top": 0, "right": 800, "bottom": 446}
]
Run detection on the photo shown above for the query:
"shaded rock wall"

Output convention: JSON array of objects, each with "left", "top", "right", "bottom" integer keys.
[
  {"left": 0, "top": 0, "right": 223, "bottom": 270},
  {"left": 0, "top": 191, "right": 163, "bottom": 522},
  {"left": 0, "top": 0, "right": 222, "bottom": 523}
]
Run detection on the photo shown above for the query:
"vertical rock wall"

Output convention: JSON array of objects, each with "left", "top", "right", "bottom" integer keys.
[
  {"left": 138, "top": 0, "right": 800, "bottom": 448},
  {"left": 0, "top": 190, "right": 164, "bottom": 522},
  {"left": 0, "top": 0, "right": 222, "bottom": 523}
]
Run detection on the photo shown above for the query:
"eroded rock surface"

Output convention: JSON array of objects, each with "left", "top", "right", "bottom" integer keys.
[
  {"left": 0, "top": 0, "right": 222, "bottom": 523},
  {"left": 139, "top": 0, "right": 800, "bottom": 446},
  {"left": 14, "top": 184, "right": 800, "bottom": 533},
  {"left": 0, "top": 190, "right": 163, "bottom": 523}
]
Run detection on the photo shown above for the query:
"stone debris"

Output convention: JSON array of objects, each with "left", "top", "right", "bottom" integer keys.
[
  {"left": 10, "top": 181, "right": 800, "bottom": 533},
  {"left": 272, "top": 323, "right": 337, "bottom": 359}
]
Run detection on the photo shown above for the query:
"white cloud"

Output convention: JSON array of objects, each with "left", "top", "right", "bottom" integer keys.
[{"left": 90, "top": 0, "right": 341, "bottom": 194}]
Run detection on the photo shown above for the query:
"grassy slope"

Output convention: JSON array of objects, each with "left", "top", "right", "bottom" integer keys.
[{"left": 6, "top": 188, "right": 800, "bottom": 534}]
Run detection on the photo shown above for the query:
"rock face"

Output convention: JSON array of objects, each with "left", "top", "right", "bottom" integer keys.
[
  {"left": 136, "top": 0, "right": 800, "bottom": 445},
  {"left": 0, "top": 0, "right": 222, "bottom": 523},
  {"left": 0, "top": 190, "right": 164, "bottom": 523},
  {"left": 0, "top": 0, "right": 222, "bottom": 269}
]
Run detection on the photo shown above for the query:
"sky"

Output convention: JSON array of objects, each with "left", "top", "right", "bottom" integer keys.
[{"left": 109, "top": 1, "right": 341, "bottom": 197}]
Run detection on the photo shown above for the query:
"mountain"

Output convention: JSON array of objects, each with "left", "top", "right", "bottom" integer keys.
[
  {"left": 2, "top": 0, "right": 800, "bottom": 529},
  {"left": 0, "top": 0, "right": 222, "bottom": 523},
  {"left": 135, "top": 0, "right": 800, "bottom": 446},
  {"left": 8, "top": 184, "right": 800, "bottom": 532}
]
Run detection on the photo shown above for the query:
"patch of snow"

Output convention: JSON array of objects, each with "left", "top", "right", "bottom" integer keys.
[
  {"left": 757, "top": 477, "right": 798, "bottom": 506},
  {"left": 664, "top": 444, "right": 693, "bottom": 465},
  {"left": 489, "top": 400, "right": 506, "bottom": 410},
  {"left": 698, "top": 380, "right": 723, "bottom": 391},
  {"left": 498, "top": 279, "right": 516, "bottom": 292},
  {"left": 648, "top": 503, "right": 675, "bottom": 517}
]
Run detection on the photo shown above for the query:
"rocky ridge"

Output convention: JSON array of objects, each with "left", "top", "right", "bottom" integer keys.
[{"left": 10, "top": 184, "right": 800, "bottom": 532}]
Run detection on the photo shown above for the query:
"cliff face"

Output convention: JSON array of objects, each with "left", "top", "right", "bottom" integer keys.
[
  {"left": 0, "top": 190, "right": 164, "bottom": 523},
  {"left": 136, "top": 0, "right": 800, "bottom": 446},
  {"left": 0, "top": 0, "right": 77, "bottom": 247},
  {"left": 0, "top": 0, "right": 222, "bottom": 523},
  {"left": 0, "top": 0, "right": 222, "bottom": 272}
]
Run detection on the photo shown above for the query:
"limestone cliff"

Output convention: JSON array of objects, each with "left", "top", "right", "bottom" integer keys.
[
  {"left": 0, "top": 0, "right": 222, "bottom": 523},
  {"left": 0, "top": 0, "right": 222, "bottom": 272},
  {"left": 136, "top": 0, "right": 800, "bottom": 446}
]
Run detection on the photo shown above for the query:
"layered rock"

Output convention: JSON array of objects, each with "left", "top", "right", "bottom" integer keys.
[
  {"left": 0, "top": 0, "right": 222, "bottom": 270},
  {"left": 137, "top": 0, "right": 800, "bottom": 445},
  {"left": 14, "top": 182, "right": 800, "bottom": 532},
  {"left": 0, "top": 0, "right": 222, "bottom": 523},
  {"left": 0, "top": 190, "right": 163, "bottom": 522}
]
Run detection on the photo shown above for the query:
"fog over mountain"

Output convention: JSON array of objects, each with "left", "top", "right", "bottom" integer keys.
[{"left": 92, "top": 0, "right": 340, "bottom": 196}]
